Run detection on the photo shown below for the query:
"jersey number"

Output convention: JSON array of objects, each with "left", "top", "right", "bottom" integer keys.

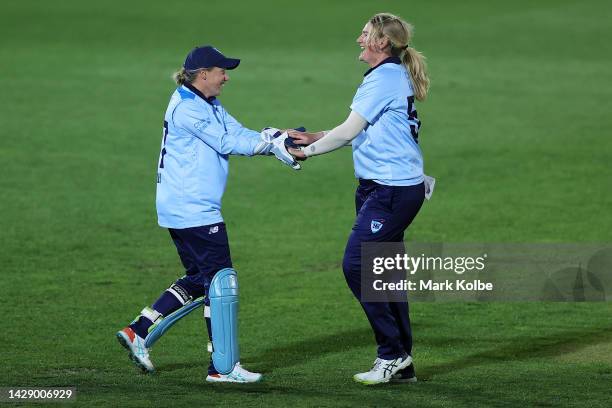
[
  {"left": 407, "top": 96, "right": 421, "bottom": 142},
  {"left": 159, "top": 120, "right": 168, "bottom": 168}
]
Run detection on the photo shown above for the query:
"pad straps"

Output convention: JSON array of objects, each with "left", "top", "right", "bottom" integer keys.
[
  {"left": 167, "top": 283, "right": 191, "bottom": 305},
  {"left": 140, "top": 307, "right": 163, "bottom": 324}
]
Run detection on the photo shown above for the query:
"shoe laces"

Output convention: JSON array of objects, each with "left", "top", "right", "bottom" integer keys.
[
  {"left": 233, "top": 365, "right": 246, "bottom": 375},
  {"left": 233, "top": 363, "right": 256, "bottom": 376},
  {"left": 371, "top": 358, "right": 383, "bottom": 371}
]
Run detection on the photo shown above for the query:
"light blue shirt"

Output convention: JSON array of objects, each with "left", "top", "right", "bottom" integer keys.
[
  {"left": 350, "top": 57, "right": 424, "bottom": 186},
  {"left": 156, "top": 84, "right": 261, "bottom": 229}
]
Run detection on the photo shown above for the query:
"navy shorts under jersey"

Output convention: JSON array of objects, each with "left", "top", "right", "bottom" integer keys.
[{"left": 168, "top": 222, "right": 233, "bottom": 300}]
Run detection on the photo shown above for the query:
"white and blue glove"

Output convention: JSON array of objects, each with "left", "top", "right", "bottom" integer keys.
[{"left": 256, "top": 127, "right": 301, "bottom": 170}]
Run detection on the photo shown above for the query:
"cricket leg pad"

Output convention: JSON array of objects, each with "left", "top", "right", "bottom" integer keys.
[
  {"left": 144, "top": 296, "right": 205, "bottom": 348},
  {"left": 210, "top": 268, "right": 240, "bottom": 374}
]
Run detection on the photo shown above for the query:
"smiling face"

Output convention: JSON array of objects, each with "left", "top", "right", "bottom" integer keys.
[
  {"left": 200, "top": 67, "right": 229, "bottom": 98},
  {"left": 356, "top": 22, "right": 390, "bottom": 67},
  {"left": 357, "top": 23, "right": 374, "bottom": 64}
]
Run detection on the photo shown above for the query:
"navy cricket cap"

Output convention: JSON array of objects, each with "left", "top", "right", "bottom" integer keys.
[{"left": 183, "top": 46, "right": 240, "bottom": 70}]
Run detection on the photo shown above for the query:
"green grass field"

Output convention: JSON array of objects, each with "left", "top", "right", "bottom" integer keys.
[{"left": 2, "top": 0, "right": 612, "bottom": 406}]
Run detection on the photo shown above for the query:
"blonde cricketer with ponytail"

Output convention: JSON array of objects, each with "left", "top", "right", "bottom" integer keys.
[{"left": 288, "top": 12, "right": 431, "bottom": 384}]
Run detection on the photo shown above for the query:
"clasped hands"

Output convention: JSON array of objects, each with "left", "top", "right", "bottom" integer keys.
[
  {"left": 260, "top": 127, "right": 322, "bottom": 170},
  {"left": 285, "top": 130, "right": 319, "bottom": 161}
]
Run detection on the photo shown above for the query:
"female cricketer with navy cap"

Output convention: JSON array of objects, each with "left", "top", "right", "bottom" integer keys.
[
  {"left": 289, "top": 13, "right": 431, "bottom": 384},
  {"left": 116, "top": 45, "right": 297, "bottom": 383}
]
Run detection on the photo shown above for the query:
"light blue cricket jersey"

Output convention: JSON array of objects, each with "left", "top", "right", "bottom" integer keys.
[
  {"left": 156, "top": 83, "right": 261, "bottom": 229},
  {"left": 350, "top": 56, "right": 424, "bottom": 186}
]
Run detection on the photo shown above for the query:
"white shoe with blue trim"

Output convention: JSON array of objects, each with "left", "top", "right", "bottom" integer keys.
[
  {"left": 206, "top": 363, "right": 262, "bottom": 383},
  {"left": 116, "top": 327, "right": 155, "bottom": 374},
  {"left": 353, "top": 355, "right": 412, "bottom": 385}
]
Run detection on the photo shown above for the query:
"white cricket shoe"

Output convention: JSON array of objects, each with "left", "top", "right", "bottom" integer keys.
[
  {"left": 116, "top": 327, "right": 155, "bottom": 374},
  {"left": 206, "top": 363, "right": 262, "bottom": 383},
  {"left": 353, "top": 355, "right": 413, "bottom": 385}
]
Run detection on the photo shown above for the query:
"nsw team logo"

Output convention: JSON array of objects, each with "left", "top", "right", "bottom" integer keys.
[
  {"left": 371, "top": 219, "right": 385, "bottom": 234},
  {"left": 209, "top": 226, "right": 219, "bottom": 234}
]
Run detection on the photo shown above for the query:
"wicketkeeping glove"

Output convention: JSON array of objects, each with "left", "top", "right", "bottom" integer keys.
[{"left": 259, "top": 127, "right": 301, "bottom": 170}]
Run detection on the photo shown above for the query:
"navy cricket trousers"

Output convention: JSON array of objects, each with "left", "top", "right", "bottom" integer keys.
[
  {"left": 342, "top": 179, "right": 425, "bottom": 360},
  {"left": 169, "top": 223, "right": 233, "bottom": 302}
]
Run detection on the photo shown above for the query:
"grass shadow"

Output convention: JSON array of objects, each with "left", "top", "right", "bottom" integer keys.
[
  {"left": 159, "top": 327, "right": 374, "bottom": 373},
  {"left": 159, "top": 361, "right": 203, "bottom": 372},
  {"left": 421, "top": 326, "right": 612, "bottom": 379},
  {"left": 250, "top": 327, "right": 373, "bottom": 372}
]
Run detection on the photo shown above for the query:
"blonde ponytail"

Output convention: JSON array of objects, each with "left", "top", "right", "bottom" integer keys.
[
  {"left": 402, "top": 47, "right": 429, "bottom": 101},
  {"left": 368, "top": 12, "right": 430, "bottom": 101},
  {"left": 172, "top": 67, "right": 208, "bottom": 85}
]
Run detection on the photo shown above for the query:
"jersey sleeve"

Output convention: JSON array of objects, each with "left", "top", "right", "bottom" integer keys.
[
  {"left": 173, "top": 100, "right": 261, "bottom": 156},
  {"left": 222, "top": 109, "right": 264, "bottom": 156},
  {"left": 350, "top": 72, "right": 395, "bottom": 125}
]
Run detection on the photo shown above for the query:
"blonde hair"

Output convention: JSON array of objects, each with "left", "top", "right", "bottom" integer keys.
[
  {"left": 172, "top": 67, "right": 212, "bottom": 85},
  {"left": 367, "top": 13, "right": 430, "bottom": 101}
]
